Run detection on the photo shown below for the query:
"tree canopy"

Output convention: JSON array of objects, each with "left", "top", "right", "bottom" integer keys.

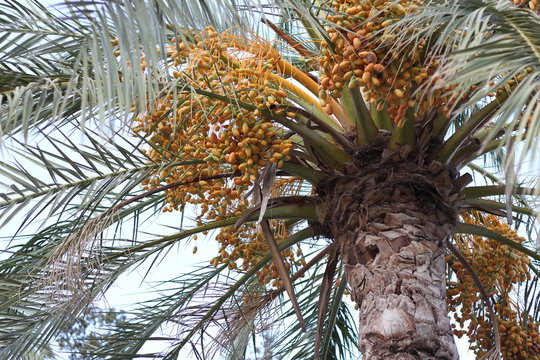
[{"left": 0, "top": 0, "right": 539, "bottom": 359}]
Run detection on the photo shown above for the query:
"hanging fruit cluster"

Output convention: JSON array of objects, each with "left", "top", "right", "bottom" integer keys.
[
  {"left": 447, "top": 212, "right": 539, "bottom": 359},
  {"left": 511, "top": 0, "right": 539, "bottom": 12},
  {"left": 317, "top": 0, "right": 451, "bottom": 125},
  {"left": 210, "top": 177, "right": 307, "bottom": 287},
  {"left": 133, "top": 26, "right": 297, "bottom": 217},
  {"left": 132, "top": 27, "right": 308, "bottom": 285},
  {"left": 211, "top": 220, "right": 306, "bottom": 288}
]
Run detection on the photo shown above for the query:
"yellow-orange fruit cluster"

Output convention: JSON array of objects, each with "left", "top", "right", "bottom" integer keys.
[
  {"left": 133, "top": 27, "right": 294, "bottom": 218},
  {"left": 447, "top": 213, "right": 539, "bottom": 359},
  {"left": 511, "top": 0, "right": 539, "bottom": 12},
  {"left": 211, "top": 220, "right": 306, "bottom": 287},
  {"left": 318, "top": 0, "right": 453, "bottom": 125},
  {"left": 132, "top": 28, "right": 307, "bottom": 285},
  {"left": 209, "top": 177, "right": 307, "bottom": 288}
]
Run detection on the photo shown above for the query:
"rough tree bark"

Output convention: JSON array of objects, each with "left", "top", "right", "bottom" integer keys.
[{"left": 318, "top": 134, "right": 469, "bottom": 359}]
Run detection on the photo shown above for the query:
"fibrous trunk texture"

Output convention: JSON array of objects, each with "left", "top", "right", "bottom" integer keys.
[
  {"left": 319, "top": 136, "right": 468, "bottom": 359},
  {"left": 341, "top": 213, "right": 458, "bottom": 359}
]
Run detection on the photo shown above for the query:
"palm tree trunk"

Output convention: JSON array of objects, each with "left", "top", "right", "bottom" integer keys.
[
  {"left": 341, "top": 212, "right": 459, "bottom": 359},
  {"left": 319, "top": 143, "right": 466, "bottom": 359}
]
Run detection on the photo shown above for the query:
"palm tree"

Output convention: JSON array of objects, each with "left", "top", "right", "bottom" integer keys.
[{"left": 1, "top": 0, "right": 539, "bottom": 359}]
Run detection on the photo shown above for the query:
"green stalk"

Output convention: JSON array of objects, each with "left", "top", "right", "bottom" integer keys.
[
  {"left": 389, "top": 106, "right": 415, "bottom": 149},
  {"left": 269, "top": 115, "right": 352, "bottom": 171},
  {"left": 466, "top": 163, "right": 535, "bottom": 211},
  {"left": 463, "top": 185, "right": 539, "bottom": 198},
  {"left": 452, "top": 138, "right": 509, "bottom": 167},
  {"left": 437, "top": 92, "right": 509, "bottom": 163},
  {"left": 106, "top": 204, "right": 318, "bottom": 262},
  {"left": 286, "top": 92, "right": 343, "bottom": 131},
  {"left": 370, "top": 102, "right": 393, "bottom": 131},
  {"left": 281, "top": 162, "right": 328, "bottom": 185},
  {"left": 465, "top": 198, "right": 536, "bottom": 216},
  {"left": 453, "top": 124, "right": 527, "bottom": 166},
  {"left": 344, "top": 87, "right": 379, "bottom": 145},
  {"left": 453, "top": 223, "right": 540, "bottom": 262},
  {"left": 466, "top": 163, "right": 503, "bottom": 184},
  {"left": 451, "top": 141, "right": 482, "bottom": 168},
  {"left": 275, "top": 104, "right": 352, "bottom": 150},
  {"left": 461, "top": 131, "right": 527, "bottom": 165},
  {"left": 432, "top": 112, "right": 452, "bottom": 139}
]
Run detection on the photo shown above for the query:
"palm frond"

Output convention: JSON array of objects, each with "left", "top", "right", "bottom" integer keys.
[
  {"left": 103, "top": 228, "right": 315, "bottom": 360},
  {"left": 270, "top": 260, "right": 359, "bottom": 360},
  {"left": 0, "top": 125, "right": 179, "bottom": 233},
  {"left": 0, "top": 0, "right": 97, "bottom": 137}
]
